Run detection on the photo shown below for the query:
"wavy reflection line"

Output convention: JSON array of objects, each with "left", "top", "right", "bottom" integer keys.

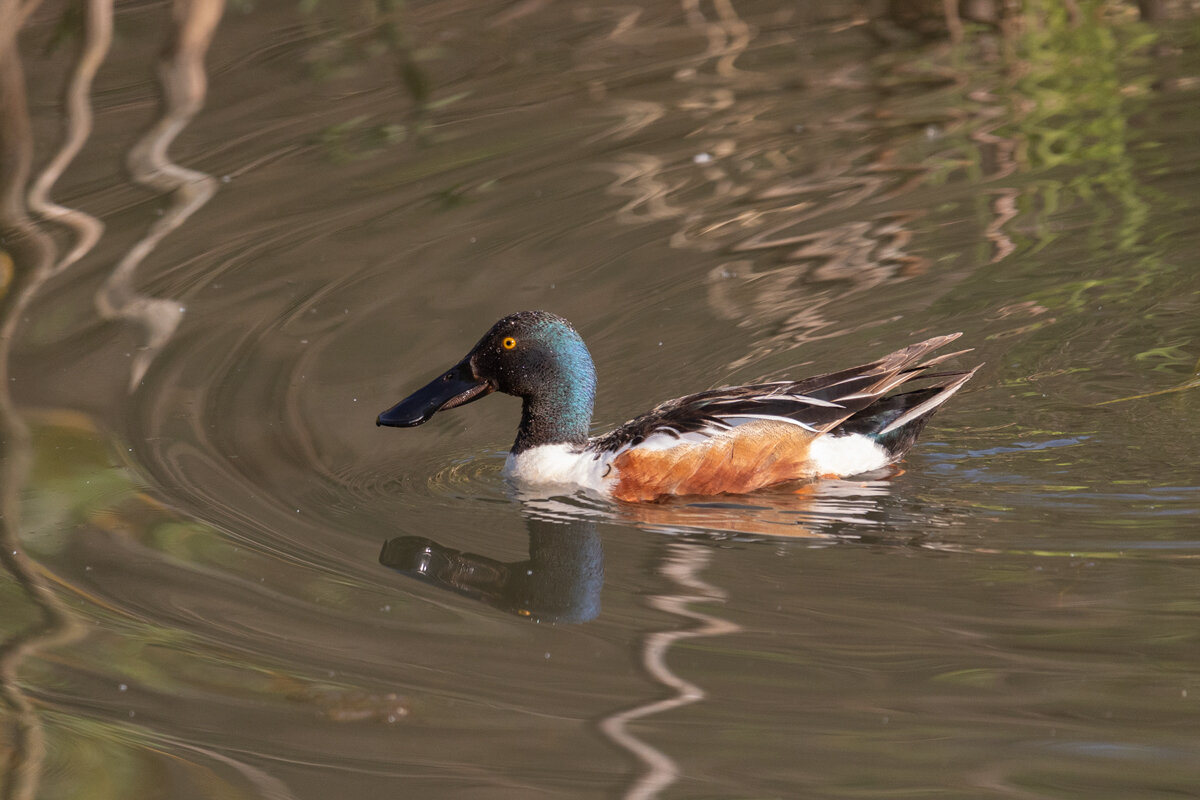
[
  {"left": 586, "top": 4, "right": 958, "bottom": 371},
  {"left": 0, "top": 8, "right": 82, "bottom": 799},
  {"left": 681, "top": 0, "right": 750, "bottom": 78},
  {"left": 599, "top": 543, "right": 739, "bottom": 800},
  {"left": 603, "top": 153, "right": 686, "bottom": 224},
  {"left": 587, "top": 98, "right": 667, "bottom": 144},
  {"left": 986, "top": 188, "right": 1018, "bottom": 264},
  {"left": 0, "top": 0, "right": 41, "bottom": 39},
  {"left": 25, "top": 0, "right": 111, "bottom": 276},
  {"left": 0, "top": 538, "right": 77, "bottom": 800},
  {"left": 705, "top": 214, "right": 927, "bottom": 367},
  {"left": 966, "top": 87, "right": 1018, "bottom": 182},
  {"left": 95, "top": 0, "right": 225, "bottom": 390}
]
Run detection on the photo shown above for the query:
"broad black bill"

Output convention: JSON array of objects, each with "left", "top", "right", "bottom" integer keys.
[{"left": 376, "top": 359, "right": 493, "bottom": 427}]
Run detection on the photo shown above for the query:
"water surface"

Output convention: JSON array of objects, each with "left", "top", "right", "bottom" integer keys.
[{"left": 2, "top": 1, "right": 1200, "bottom": 798}]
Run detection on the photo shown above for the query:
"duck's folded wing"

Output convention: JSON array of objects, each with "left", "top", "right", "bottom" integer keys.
[{"left": 589, "top": 334, "right": 972, "bottom": 454}]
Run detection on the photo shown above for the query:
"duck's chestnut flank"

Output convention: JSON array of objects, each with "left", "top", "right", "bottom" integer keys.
[{"left": 378, "top": 311, "right": 980, "bottom": 502}]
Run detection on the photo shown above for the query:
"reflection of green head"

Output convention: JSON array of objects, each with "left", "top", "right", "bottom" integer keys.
[{"left": 379, "top": 517, "right": 603, "bottom": 624}]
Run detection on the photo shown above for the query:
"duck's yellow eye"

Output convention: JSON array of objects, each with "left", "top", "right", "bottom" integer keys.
[{"left": 502, "top": 337, "right": 517, "bottom": 350}]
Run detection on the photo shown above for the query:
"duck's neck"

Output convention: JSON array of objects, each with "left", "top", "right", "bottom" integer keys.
[{"left": 512, "top": 365, "right": 596, "bottom": 454}]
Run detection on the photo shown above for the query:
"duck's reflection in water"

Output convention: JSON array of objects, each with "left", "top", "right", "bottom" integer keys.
[
  {"left": 380, "top": 474, "right": 899, "bottom": 798},
  {"left": 380, "top": 474, "right": 897, "bottom": 624},
  {"left": 615, "top": 474, "right": 896, "bottom": 540},
  {"left": 380, "top": 516, "right": 604, "bottom": 624}
]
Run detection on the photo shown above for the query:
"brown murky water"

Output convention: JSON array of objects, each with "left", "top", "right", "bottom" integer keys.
[{"left": 3, "top": 1, "right": 1200, "bottom": 797}]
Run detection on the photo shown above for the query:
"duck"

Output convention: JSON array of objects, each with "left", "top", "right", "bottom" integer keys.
[{"left": 377, "top": 311, "right": 980, "bottom": 502}]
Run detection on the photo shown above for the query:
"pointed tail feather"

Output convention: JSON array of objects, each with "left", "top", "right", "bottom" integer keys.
[
  {"left": 830, "top": 362, "right": 981, "bottom": 462},
  {"left": 877, "top": 364, "right": 981, "bottom": 436},
  {"left": 804, "top": 335, "right": 974, "bottom": 434}
]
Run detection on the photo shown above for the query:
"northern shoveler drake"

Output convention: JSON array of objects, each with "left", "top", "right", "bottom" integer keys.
[{"left": 377, "top": 311, "right": 980, "bottom": 502}]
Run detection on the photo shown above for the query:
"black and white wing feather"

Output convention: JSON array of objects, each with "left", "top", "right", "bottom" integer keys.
[{"left": 588, "top": 334, "right": 974, "bottom": 454}]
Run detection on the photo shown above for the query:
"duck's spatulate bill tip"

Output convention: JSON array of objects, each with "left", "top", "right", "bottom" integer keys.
[{"left": 378, "top": 360, "right": 493, "bottom": 428}]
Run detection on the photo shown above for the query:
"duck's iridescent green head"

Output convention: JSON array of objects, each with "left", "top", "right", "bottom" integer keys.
[{"left": 377, "top": 311, "right": 597, "bottom": 452}]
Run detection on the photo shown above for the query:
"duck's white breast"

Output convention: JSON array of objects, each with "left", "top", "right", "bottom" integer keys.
[{"left": 504, "top": 444, "right": 616, "bottom": 493}]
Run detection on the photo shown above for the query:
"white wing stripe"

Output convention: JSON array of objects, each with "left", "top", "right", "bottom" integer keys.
[
  {"left": 709, "top": 394, "right": 843, "bottom": 408},
  {"left": 717, "top": 414, "right": 818, "bottom": 432},
  {"left": 780, "top": 393, "right": 843, "bottom": 407}
]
